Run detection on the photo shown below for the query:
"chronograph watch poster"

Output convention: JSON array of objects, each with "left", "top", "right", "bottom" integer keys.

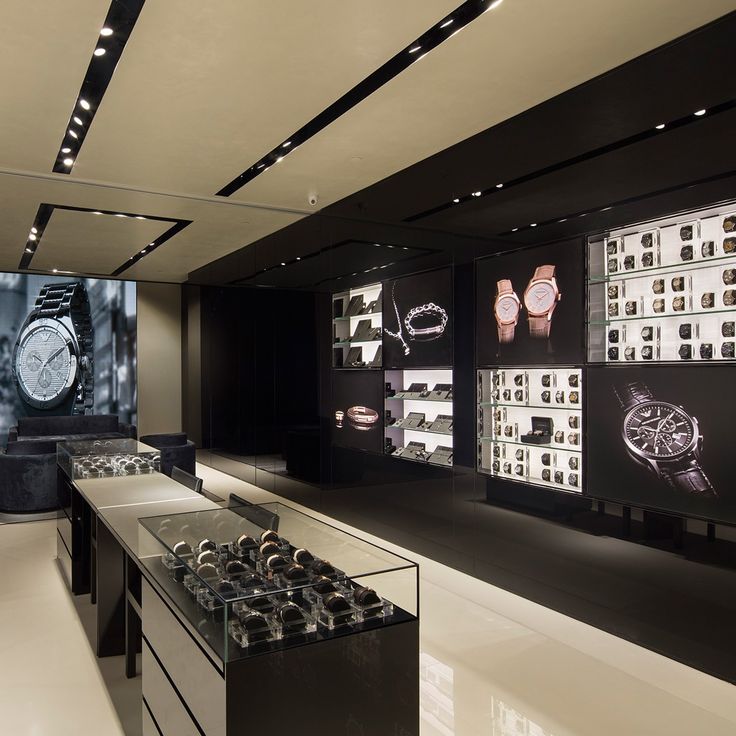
[
  {"left": 0, "top": 273, "right": 136, "bottom": 447},
  {"left": 587, "top": 365, "right": 734, "bottom": 524},
  {"left": 476, "top": 240, "right": 585, "bottom": 366}
]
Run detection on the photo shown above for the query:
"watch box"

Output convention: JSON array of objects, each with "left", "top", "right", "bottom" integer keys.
[
  {"left": 428, "top": 446, "right": 453, "bottom": 466},
  {"left": 58, "top": 438, "right": 161, "bottom": 480},
  {"left": 428, "top": 415, "right": 453, "bottom": 434},
  {"left": 520, "top": 416, "right": 553, "bottom": 445},
  {"left": 401, "top": 412, "right": 425, "bottom": 429},
  {"left": 429, "top": 383, "right": 452, "bottom": 400}
]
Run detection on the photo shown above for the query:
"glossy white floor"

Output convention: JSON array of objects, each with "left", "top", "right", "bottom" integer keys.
[{"left": 2, "top": 464, "right": 736, "bottom": 736}]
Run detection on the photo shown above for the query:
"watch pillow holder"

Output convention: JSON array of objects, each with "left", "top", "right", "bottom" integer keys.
[{"left": 521, "top": 416, "right": 553, "bottom": 444}]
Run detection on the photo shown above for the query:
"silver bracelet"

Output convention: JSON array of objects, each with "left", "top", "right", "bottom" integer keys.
[{"left": 405, "top": 302, "right": 448, "bottom": 339}]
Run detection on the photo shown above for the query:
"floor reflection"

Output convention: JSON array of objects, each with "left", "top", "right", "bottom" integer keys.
[{"left": 420, "top": 652, "right": 455, "bottom": 735}]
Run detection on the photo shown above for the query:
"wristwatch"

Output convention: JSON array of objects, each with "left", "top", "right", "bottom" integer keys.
[
  {"left": 494, "top": 279, "right": 521, "bottom": 344},
  {"left": 615, "top": 381, "right": 715, "bottom": 497},
  {"left": 523, "top": 265, "right": 561, "bottom": 339},
  {"left": 12, "top": 281, "right": 94, "bottom": 414}
]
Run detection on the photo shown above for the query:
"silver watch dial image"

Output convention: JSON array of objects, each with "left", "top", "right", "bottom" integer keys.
[
  {"left": 587, "top": 366, "right": 732, "bottom": 524},
  {"left": 14, "top": 323, "right": 75, "bottom": 409}
]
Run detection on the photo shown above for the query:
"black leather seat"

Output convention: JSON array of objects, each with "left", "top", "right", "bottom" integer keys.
[
  {"left": 0, "top": 439, "right": 58, "bottom": 513},
  {"left": 139, "top": 433, "right": 196, "bottom": 477}
]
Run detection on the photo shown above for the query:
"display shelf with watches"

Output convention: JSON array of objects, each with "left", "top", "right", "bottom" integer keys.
[
  {"left": 332, "top": 282, "right": 383, "bottom": 368},
  {"left": 386, "top": 369, "right": 454, "bottom": 467},
  {"left": 478, "top": 367, "right": 583, "bottom": 493},
  {"left": 588, "top": 200, "right": 736, "bottom": 362}
]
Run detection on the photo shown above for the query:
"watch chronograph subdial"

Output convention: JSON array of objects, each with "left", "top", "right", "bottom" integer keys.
[{"left": 25, "top": 351, "right": 43, "bottom": 372}]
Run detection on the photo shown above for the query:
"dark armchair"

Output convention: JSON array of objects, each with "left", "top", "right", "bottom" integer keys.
[
  {"left": 140, "top": 432, "right": 196, "bottom": 477},
  {"left": 8, "top": 414, "right": 137, "bottom": 445},
  {"left": 0, "top": 439, "right": 58, "bottom": 513}
]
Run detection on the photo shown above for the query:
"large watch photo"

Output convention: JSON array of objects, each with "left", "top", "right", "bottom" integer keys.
[
  {"left": 12, "top": 281, "right": 94, "bottom": 415},
  {"left": 615, "top": 381, "right": 715, "bottom": 498},
  {"left": 523, "top": 265, "right": 561, "bottom": 339}
]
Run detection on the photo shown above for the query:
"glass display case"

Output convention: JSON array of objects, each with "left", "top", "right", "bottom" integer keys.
[
  {"left": 332, "top": 282, "right": 383, "bottom": 368},
  {"left": 588, "top": 201, "right": 736, "bottom": 362},
  {"left": 477, "top": 367, "right": 583, "bottom": 493},
  {"left": 138, "top": 502, "right": 418, "bottom": 663},
  {"left": 57, "top": 438, "right": 161, "bottom": 480},
  {"left": 384, "top": 369, "right": 453, "bottom": 465}
]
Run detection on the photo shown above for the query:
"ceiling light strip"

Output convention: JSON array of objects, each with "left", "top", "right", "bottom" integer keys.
[
  {"left": 496, "top": 168, "right": 736, "bottom": 237},
  {"left": 18, "top": 202, "right": 189, "bottom": 275},
  {"left": 52, "top": 0, "right": 146, "bottom": 175},
  {"left": 215, "top": 0, "right": 502, "bottom": 197},
  {"left": 405, "top": 98, "right": 736, "bottom": 222}
]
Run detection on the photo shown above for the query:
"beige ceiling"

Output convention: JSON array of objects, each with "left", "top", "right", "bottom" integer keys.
[{"left": 0, "top": 0, "right": 733, "bottom": 281}]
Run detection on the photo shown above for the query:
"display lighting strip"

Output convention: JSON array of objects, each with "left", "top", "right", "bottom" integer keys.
[
  {"left": 51, "top": 0, "right": 145, "bottom": 174},
  {"left": 215, "top": 0, "right": 505, "bottom": 197},
  {"left": 230, "top": 240, "right": 434, "bottom": 288},
  {"left": 405, "top": 98, "right": 736, "bottom": 223},
  {"left": 19, "top": 203, "right": 191, "bottom": 276}
]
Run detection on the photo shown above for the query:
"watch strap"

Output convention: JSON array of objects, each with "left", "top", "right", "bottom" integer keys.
[
  {"left": 533, "top": 264, "right": 556, "bottom": 280},
  {"left": 660, "top": 457, "right": 717, "bottom": 498},
  {"left": 528, "top": 315, "right": 550, "bottom": 338},
  {"left": 614, "top": 381, "right": 653, "bottom": 412},
  {"left": 36, "top": 282, "right": 94, "bottom": 415},
  {"left": 497, "top": 279, "right": 513, "bottom": 295}
]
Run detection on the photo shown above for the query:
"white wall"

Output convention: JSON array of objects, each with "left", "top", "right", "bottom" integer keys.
[{"left": 136, "top": 282, "right": 182, "bottom": 436}]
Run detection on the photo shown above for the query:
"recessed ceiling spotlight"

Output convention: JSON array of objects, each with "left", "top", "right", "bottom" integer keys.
[
  {"left": 694, "top": 109, "right": 706, "bottom": 116},
  {"left": 472, "top": 191, "right": 481, "bottom": 197},
  {"left": 73, "top": 116, "right": 83, "bottom": 125},
  {"left": 79, "top": 99, "right": 90, "bottom": 110},
  {"left": 25, "top": 248, "right": 32, "bottom": 253},
  {"left": 296, "top": 257, "right": 301, "bottom": 260},
  {"left": 140, "top": 249, "right": 146, "bottom": 254},
  {"left": 487, "top": 0, "right": 504, "bottom": 9},
  {"left": 452, "top": 198, "right": 460, "bottom": 203},
  {"left": 52, "top": 269, "right": 58, "bottom": 273},
  {"left": 63, "top": 158, "right": 74, "bottom": 166},
  {"left": 100, "top": 27, "right": 113, "bottom": 36},
  {"left": 600, "top": 206, "right": 612, "bottom": 212},
  {"left": 282, "top": 141, "right": 291, "bottom": 148},
  {"left": 68, "top": 130, "right": 78, "bottom": 138},
  {"left": 511, "top": 228, "right": 518, "bottom": 232},
  {"left": 409, "top": 45, "right": 422, "bottom": 54},
  {"left": 655, "top": 123, "right": 665, "bottom": 130},
  {"left": 61, "top": 147, "right": 71, "bottom": 153},
  {"left": 530, "top": 223, "right": 537, "bottom": 227},
  {"left": 115, "top": 213, "right": 127, "bottom": 217},
  {"left": 93, "top": 211, "right": 102, "bottom": 215},
  {"left": 135, "top": 216, "right": 145, "bottom": 220},
  {"left": 281, "top": 262, "right": 286, "bottom": 266},
  {"left": 558, "top": 218, "right": 567, "bottom": 223},
  {"left": 28, "top": 233, "right": 36, "bottom": 241},
  {"left": 496, "top": 183, "right": 503, "bottom": 188},
  {"left": 257, "top": 163, "right": 265, "bottom": 169},
  {"left": 276, "top": 156, "right": 283, "bottom": 163},
  {"left": 31, "top": 227, "right": 37, "bottom": 234},
  {"left": 93, "top": 48, "right": 106, "bottom": 56},
  {"left": 440, "top": 19, "right": 454, "bottom": 28}
]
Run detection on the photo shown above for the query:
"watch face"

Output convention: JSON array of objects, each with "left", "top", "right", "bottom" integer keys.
[
  {"left": 722, "top": 321, "right": 735, "bottom": 338},
  {"left": 641, "top": 326, "right": 653, "bottom": 341},
  {"left": 671, "top": 277, "right": 685, "bottom": 292},
  {"left": 14, "top": 321, "right": 76, "bottom": 409},
  {"left": 724, "top": 290, "right": 736, "bottom": 307},
  {"left": 607, "top": 285, "right": 619, "bottom": 299},
  {"left": 608, "top": 329, "right": 619, "bottom": 343},
  {"left": 608, "top": 258, "right": 618, "bottom": 273},
  {"left": 702, "top": 292, "right": 714, "bottom": 309},
  {"left": 495, "top": 294, "right": 519, "bottom": 323},
  {"left": 524, "top": 281, "right": 557, "bottom": 313},
  {"left": 724, "top": 237, "right": 736, "bottom": 254},
  {"left": 606, "top": 240, "right": 618, "bottom": 255},
  {"left": 702, "top": 241, "right": 715, "bottom": 258},
  {"left": 652, "top": 279, "right": 664, "bottom": 294},
  {"left": 680, "top": 225, "right": 694, "bottom": 241},
  {"left": 679, "top": 323, "right": 692, "bottom": 340},
  {"left": 641, "top": 233, "right": 653, "bottom": 248},
  {"left": 608, "top": 302, "right": 619, "bottom": 317},
  {"left": 680, "top": 246, "right": 693, "bottom": 261},
  {"left": 653, "top": 298, "right": 665, "bottom": 314},
  {"left": 723, "top": 269, "right": 736, "bottom": 286},
  {"left": 672, "top": 296, "right": 685, "bottom": 312},
  {"left": 641, "top": 252, "right": 654, "bottom": 267},
  {"left": 623, "top": 401, "right": 695, "bottom": 460},
  {"left": 623, "top": 256, "right": 635, "bottom": 270},
  {"left": 724, "top": 216, "right": 736, "bottom": 233},
  {"left": 625, "top": 301, "right": 637, "bottom": 316}
]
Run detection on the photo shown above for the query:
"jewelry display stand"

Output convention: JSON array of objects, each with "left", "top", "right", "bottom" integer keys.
[
  {"left": 477, "top": 367, "right": 583, "bottom": 493},
  {"left": 385, "top": 369, "right": 453, "bottom": 466},
  {"left": 332, "top": 283, "right": 382, "bottom": 368},
  {"left": 588, "top": 201, "right": 736, "bottom": 362}
]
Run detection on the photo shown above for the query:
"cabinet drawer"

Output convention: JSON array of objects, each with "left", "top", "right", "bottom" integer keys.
[
  {"left": 57, "top": 531, "right": 72, "bottom": 588},
  {"left": 142, "top": 580, "right": 225, "bottom": 736},
  {"left": 143, "top": 643, "right": 199, "bottom": 736},
  {"left": 57, "top": 514, "right": 72, "bottom": 553}
]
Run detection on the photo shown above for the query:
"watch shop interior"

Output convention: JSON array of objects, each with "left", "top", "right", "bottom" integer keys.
[{"left": 2, "top": 3, "right": 736, "bottom": 735}]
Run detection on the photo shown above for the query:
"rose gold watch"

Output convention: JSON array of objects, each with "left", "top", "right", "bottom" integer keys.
[
  {"left": 523, "top": 265, "right": 561, "bottom": 339},
  {"left": 493, "top": 279, "right": 521, "bottom": 343}
]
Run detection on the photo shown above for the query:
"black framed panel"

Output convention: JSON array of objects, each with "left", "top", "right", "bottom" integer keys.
[
  {"left": 476, "top": 239, "right": 585, "bottom": 366},
  {"left": 331, "top": 369, "right": 384, "bottom": 453},
  {"left": 587, "top": 363, "right": 735, "bottom": 525},
  {"left": 383, "top": 267, "right": 453, "bottom": 369}
]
